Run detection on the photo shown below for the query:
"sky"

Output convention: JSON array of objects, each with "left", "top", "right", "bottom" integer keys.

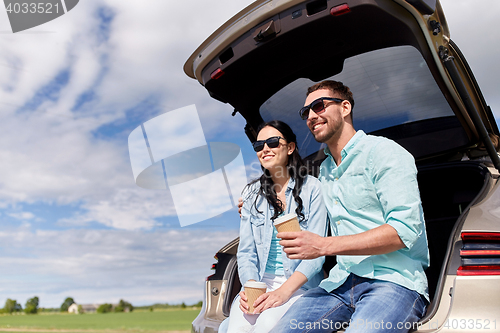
[{"left": 0, "top": 0, "right": 499, "bottom": 309}]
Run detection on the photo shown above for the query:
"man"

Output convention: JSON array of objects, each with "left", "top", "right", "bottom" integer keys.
[{"left": 269, "top": 80, "right": 429, "bottom": 333}]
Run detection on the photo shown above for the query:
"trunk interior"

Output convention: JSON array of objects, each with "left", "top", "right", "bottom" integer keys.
[
  {"left": 416, "top": 161, "right": 491, "bottom": 316},
  {"left": 220, "top": 160, "right": 492, "bottom": 320}
]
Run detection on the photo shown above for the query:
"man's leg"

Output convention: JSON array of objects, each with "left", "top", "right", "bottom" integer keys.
[
  {"left": 345, "top": 276, "right": 427, "bottom": 333},
  {"left": 269, "top": 286, "right": 353, "bottom": 333}
]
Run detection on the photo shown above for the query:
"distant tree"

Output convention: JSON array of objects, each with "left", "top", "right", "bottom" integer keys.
[
  {"left": 181, "top": 302, "right": 186, "bottom": 309},
  {"left": 77, "top": 305, "right": 84, "bottom": 314},
  {"left": 3, "top": 299, "right": 22, "bottom": 314},
  {"left": 115, "top": 299, "right": 133, "bottom": 312},
  {"left": 60, "top": 297, "right": 75, "bottom": 312},
  {"left": 97, "top": 303, "right": 113, "bottom": 313},
  {"left": 24, "top": 296, "right": 39, "bottom": 314}
]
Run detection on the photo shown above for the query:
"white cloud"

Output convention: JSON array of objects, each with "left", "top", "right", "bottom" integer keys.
[
  {"left": 0, "top": 227, "right": 239, "bottom": 307},
  {"left": 0, "top": 0, "right": 253, "bottom": 231},
  {"left": 8, "top": 211, "right": 35, "bottom": 220},
  {"left": 58, "top": 188, "right": 178, "bottom": 230},
  {"left": 0, "top": 114, "right": 126, "bottom": 201},
  {"left": 440, "top": 0, "right": 500, "bottom": 120}
]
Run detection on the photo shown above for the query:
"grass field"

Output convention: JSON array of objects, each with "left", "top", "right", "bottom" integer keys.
[{"left": 0, "top": 309, "right": 200, "bottom": 332}]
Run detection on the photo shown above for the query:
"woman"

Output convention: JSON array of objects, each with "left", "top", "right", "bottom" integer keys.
[{"left": 224, "top": 120, "right": 327, "bottom": 333}]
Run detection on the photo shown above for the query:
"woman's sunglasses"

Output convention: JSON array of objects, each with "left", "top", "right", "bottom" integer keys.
[
  {"left": 299, "top": 97, "right": 344, "bottom": 120},
  {"left": 252, "top": 136, "right": 285, "bottom": 152}
]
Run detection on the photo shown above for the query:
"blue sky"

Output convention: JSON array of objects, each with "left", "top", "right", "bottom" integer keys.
[{"left": 0, "top": 0, "right": 499, "bottom": 308}]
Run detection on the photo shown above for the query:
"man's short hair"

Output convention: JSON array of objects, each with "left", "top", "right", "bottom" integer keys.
[{"left": 307, "top": 80, "right": 355, "bottom": 119}]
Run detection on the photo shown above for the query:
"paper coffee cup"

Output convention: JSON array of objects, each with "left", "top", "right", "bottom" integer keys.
[
  {"left": 244, "top": 281, "right": 267, "bottom": 314},
  {"left": 273, "top": 213, "right": 301, "bottom": 233}
]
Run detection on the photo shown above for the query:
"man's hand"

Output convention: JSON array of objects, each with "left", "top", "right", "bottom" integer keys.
[
  {"left": 278, "top": 230, "right": 325, "bottom": 260},
  {"left": 238, "top": 197, "right": 243, "bottom": 218}
]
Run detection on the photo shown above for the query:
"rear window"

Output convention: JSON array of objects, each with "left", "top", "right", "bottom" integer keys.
[{"left": 259, "top": 46, "right": 467, "bottom": 158}]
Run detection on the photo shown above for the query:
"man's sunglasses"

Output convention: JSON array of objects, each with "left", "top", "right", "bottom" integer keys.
[
  {"left": 299, "top": 97, "right": 344, "bottom": 120},
  {"left": 252, "top": 136, "right": 285, "bottom": 152}
]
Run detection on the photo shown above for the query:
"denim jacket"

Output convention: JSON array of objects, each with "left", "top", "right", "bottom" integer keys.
[{"left": 237, "top": 175, "right": 328, "bottom": 290}]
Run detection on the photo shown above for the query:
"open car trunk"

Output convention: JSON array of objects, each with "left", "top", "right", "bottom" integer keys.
[
  {"left": 187, "top": 1, "right": 500, "bottom": 331},
  {"left": 417, "top": 161, "right": 492, "bottom": 321}
]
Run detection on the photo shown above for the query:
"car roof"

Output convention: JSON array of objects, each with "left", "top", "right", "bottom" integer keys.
[{"left": 184, "top": 0, "right": 498, "bottom": 164}]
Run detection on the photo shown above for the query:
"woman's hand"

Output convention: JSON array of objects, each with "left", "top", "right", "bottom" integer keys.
[
  {"left": 251, "top": 288, "right": 292, "bottom": 314},
  {"left": 238, "top": 290, "right": 250, "bottom": 314}
]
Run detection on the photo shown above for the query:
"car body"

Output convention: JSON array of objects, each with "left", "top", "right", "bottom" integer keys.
[{"left": 184, "top": 0, "right": 500, "bottom": 332}]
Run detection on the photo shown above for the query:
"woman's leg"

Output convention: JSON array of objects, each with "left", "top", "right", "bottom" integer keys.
[
  {"left": 226, "top": 294, "right": 258, "bottom": 333},
  {"left": 227, "top": 274, "right": 304, "bottom": 333},
  {"left": 218, "top": 318, "right": 229, "bottom": 333},
  {"left": 252, "top": 287, "right": 305, "bottom": 332}
]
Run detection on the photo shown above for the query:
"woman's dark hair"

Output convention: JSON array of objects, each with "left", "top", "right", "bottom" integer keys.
[{"left": 248, "top": 120, "right": 307, "bottom": 221}]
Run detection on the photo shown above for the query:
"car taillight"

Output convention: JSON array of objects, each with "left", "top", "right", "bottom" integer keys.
[
  {"left": 330, "top": 4, "right": 350, "bottom": 16},
  {"left": 458, "top": 232, "right": 500, "bottom": 276},
  {"left": 211, "top": 68, "right": 225, "bottom": 80},
  {"left": 457, "top": 265, "right": 500, "bottom": 276},
  {"left": 206, "top": 253, "right": 219, "bottom": 280}
]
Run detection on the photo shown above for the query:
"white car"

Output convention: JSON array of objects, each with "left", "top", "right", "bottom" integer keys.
[{"left": 184, "top": 0, "right": 500, "bottom": 331}]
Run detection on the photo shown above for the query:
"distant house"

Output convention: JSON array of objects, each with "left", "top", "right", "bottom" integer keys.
[
  {"left": 68, "top": 303, "right": 78, "bottom": 313},
  {"left": 67, "top": 303, "right": 99, "bottom": 314}
]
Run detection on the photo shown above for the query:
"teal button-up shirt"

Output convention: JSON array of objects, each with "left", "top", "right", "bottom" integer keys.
[{"left": 318, "top": 131, "right": 430, "bottom": 301}]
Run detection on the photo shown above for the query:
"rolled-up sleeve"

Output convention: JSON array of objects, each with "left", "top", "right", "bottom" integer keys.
[
  {"left": 370, "top": 141, "right": 424, "bottom": 250},
  {"left": 236, "top": 186, "right": 260, "bottom": 284}
]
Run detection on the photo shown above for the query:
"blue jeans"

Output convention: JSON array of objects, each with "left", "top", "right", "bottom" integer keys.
[{"left": 269, "top": 274, "right": 427, "bottom": 333}]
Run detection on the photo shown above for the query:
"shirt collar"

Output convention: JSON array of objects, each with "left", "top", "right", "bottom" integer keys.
[{"left": 323, "top": 130, "right": 366, "bottom": 161}]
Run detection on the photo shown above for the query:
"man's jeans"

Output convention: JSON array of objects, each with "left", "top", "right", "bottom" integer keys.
[{"left": 269, "top": 274, "right": 427, "bottom": 333}]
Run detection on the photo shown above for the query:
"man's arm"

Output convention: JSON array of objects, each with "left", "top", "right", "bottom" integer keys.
[
  {"left": 280, "top": 139, "right": 424, "bottom": 261},
  {"left": 278, "top": 224, "right": 405, "bottom": 260}
]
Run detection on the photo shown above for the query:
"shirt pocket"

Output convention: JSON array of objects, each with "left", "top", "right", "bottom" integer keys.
[
  {"left": 339, "top": 173, "right": 374, "bottom": 210},
  {"left": 250, "top": 215, "right": 266, "bottom": 245}
]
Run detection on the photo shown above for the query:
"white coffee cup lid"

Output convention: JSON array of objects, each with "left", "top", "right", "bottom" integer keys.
[
  {"left": 244, "top": 281, "right": 267, "bottom": 289},
  {"left": 273, "top": 213, "right": 298, "bottom": 226}
]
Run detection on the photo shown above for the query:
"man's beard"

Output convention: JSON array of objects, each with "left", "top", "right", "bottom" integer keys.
[
  {"left": 312, "top": 128, "right": 334, "bottom": 143},
  {"left": 310, "top": 120, "right": 342, "bottom": 144}
]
